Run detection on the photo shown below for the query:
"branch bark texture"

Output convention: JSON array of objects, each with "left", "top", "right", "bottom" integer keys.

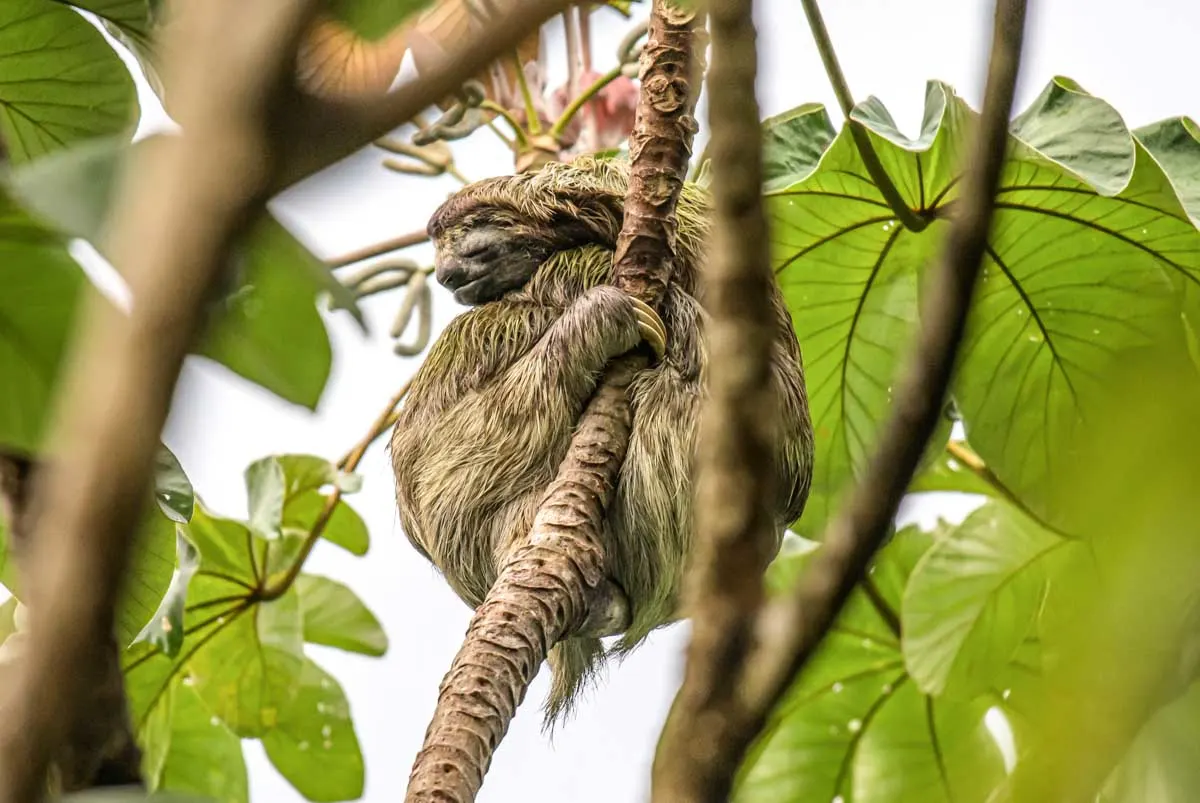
[
  {"left": 651, "top": 0, "right": 777, "bottom": 797},
  {"left": 652, "top": 0, "right": 1029, "bottom": 799},
  {"left": 403, "top": 3, "right": 704, "bottom": 801},
  {"left": 0, "top": 2, "right": 322, "bottom": 800}
]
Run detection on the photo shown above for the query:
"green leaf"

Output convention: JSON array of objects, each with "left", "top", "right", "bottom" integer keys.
[
  {"left": 0, "top": 0, "right": 138, "bottom": 162},
  {"left": 296, "top": 574, "right": 388, "bottom": 657},
  {"left": 1102, "top": 681, "right": 1200, "bottom": 803},
  {"left": 0, "top": 190, "right": 87, "bottom": 453},
  {"left": 734, "top": 526, "right": 1007, "bottom": 803},
  {"left": 1135, "top": 115, "right": 1200, "bottom": 224},
  {"left": 0, "top": 596, "right": 19, "bottom": 647},
  {"left": 768, "top": 77, "right": 1200, "bottom": 534},
  {"left": 901, "top": 501, "right": 1065, "bottom": 698},
  {"left": 245, "top": 455, "right": 369, "bottom": 555},
  {"left": 125, "top": 506, "right": 306, "bottom": 739},
  {"left": 151, "top": 681, "right": 249, "bottom": 803},
  {"left": 155, "top": 445, "right": 194, "bottom": 523},
  {"left": 761, "top": 103, "right": 836, "bottom": 191},
  {"left": 117, "top": 505, "right": 180, "bottom": 648},
  {"left": 4, "top": 135, "right": 364, "bottom": 410},
  {"left": 767, "top": 82, "right": 959, "bottom": 536},
  {"left": 134, "top": 530, "right": 199, "bottom": 657},
  {"left": 261, "top": 658, "right": 365, "bottom": 802},
  {"left": 907, "top": 445, "right": 998, "bottom": 497}
]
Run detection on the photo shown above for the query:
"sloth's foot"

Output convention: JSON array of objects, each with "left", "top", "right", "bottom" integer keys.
[{"left": 628, "top": 297, "right": 667, "bottom": 361}]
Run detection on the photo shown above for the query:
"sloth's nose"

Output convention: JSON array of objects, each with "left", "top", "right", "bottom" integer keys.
[{"left": 435, "top": 256, "right": 471, "bottom": 290}]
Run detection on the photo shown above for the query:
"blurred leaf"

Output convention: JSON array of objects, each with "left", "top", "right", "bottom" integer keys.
[
  {"left": 908, "top": 445, "right": 997, "bottom": 497},
  {"left": 0, "top": 191, "right": 87, "bottom": 454},
  {"left": 1101, "top": 681, "right": 1200, "bottom": 803},
  {"left": 61, "top": 788, "right": 215, "bottom": 803},
  {"left": 325, "top": 0, "right": 431, "bottom": 40},
  {"left": 261, "top": 658, "right": 365, "bottom": 802},
  {"left": 155, "top": 445, "right": 194, "bottom": 523},
  {"left": 735, "top": 527, "right": 1006, "bottom": 803},
  {"left": 296, "top": 574, "right": 388, "bottom": 657},
  {"left": 901, "top": 500, "right": 1065, "bottom": 698},
  {"left": 0, "top": 596, "right": 18, "bottom": 647},
  {"left": 0, "top": 0, "right": 138, "bottom": 163},
  {"left": 134, "top": 530, "right": 199, "bottom": 658},
  {"left": 4, "top": 135, "right": 363, "bottom": 409},
  {"left": 245, "top": 457, "right": 287, "bottom": 540}
]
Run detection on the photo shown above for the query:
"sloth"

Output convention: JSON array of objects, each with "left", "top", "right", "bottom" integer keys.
[{"left": 390, "top": 156, "right": 814, "bottom": 724}]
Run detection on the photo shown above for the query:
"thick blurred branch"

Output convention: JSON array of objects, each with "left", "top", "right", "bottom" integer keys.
[
  {"left": 652, "top": 0, "right": 1029, "bottom": 798},
  {"left": 0, "top": 2, "right": 325, "bottom": 800},
  {"left": 403, "top": 2, "right": 704, "bottom": 801},
  {"left": 651, "top": 0, "right": 777, "bottom": 796}
]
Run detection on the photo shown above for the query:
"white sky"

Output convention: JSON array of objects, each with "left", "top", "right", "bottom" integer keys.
[{"left": 63, "top": 1, "right": 1200, "bottom": 801}]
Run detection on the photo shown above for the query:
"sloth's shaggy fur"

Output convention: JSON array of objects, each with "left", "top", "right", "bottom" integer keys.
[{"left": 390, "top": 157, "right": 814, "bottom": 725}]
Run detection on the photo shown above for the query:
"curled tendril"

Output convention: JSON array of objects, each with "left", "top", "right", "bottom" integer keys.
[
  {"left": 412, "top": 81, "right": 491, "bottom": 145},
  {"left": 339, "top": 259, "right": 435, "bottom": 357}
]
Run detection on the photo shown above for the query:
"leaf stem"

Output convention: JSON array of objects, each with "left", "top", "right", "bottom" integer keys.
[
  {"left": 512, "top": 51, "right": 543, "bottom": 135},
  {"left": 480, "top": 100, "right": 531, "bottom": 148},
  {"left": 550, "top": 66, "right": 622, "bottom": 140},
  {"left": 861, "top": 576, "right": 901, "bottom": 637},
  {"left": 259, "top": 379, "right": 413, "bottom": 601},
  {"left": 799, "top": 0, "right": 928, "bottom": 232},
  {"left": 944, "top": 440, "right": 1077, "bottom": 539}
]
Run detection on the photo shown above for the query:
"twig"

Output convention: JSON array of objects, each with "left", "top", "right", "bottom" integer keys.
[
  {"left": 511, "top": 51, "right": 544, "bottom": 135},
  {"left": 799, "top": 0, "right": 928, "bottom": 232},
  {"left": 745, "top": 0, "right": 1028, "bottom": 765},
  {"left": 549, "top": 65, "right": 622, "bottom": 140},
  {"left": 261, "top": 379, "right": 412, "bottom": 600},
  {"left": 0, "top": 2, "right": 324, "bottom": 800},
  {"left": 403, "top": 2, "right": 705, "bottom": 801},
  {"left": 328, "top": 229, "right": 430, "bottom": 269},
  {"left": 651, "top": 0, "right": 1028, "bottom": 797},
  {"left": 650, "top": 0, "right": 777, "bottom": 796},
  {"left": 275, "top": 0, "right": 575, "bottom": 191}
]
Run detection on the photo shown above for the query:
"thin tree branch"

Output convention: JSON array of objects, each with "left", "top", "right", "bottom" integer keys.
[
  {"left": 650, "top": 0, "right": 777, "bottom": 796},
  {"left": 328, "top": 229, "right": 431, "bottom": 269},
  {"left": 651, "top": 0, "right": 1029, "bottom": 797},
  {"left": 0, "top": 2, "right": 325, "bottom": 800},
  {"left": 276, "top": 0, "right": 573, "bottom": 193},
  {"left": 403, "top": 2, "right": 704, "bottom": 801},
  {"left": 745, "top": 0, "right": 1028, "bottom": 749},
  {"left": 799, "top": 0, "right": 929, "bottom": 232}
]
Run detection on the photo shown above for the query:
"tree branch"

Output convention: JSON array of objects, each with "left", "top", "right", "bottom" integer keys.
[
  {"left": 0, "top": 2, "right": 323, "bottom": 800},
  {"left": 652, "top": 0, "right": 1029, "bottom": 797},
  {"left": 799, "top": 0, "right": 929, "bottom": 232},
  {"left": 650, "top": 0, "right": 777, "bottom": 797},
  {"left": 402, "top": 2, "right": 704, "bottom": 801}
]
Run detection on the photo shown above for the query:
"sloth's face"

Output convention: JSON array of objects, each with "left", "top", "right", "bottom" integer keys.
[{"left": 433, "top": 223, "right": 551, "bottom": 306}]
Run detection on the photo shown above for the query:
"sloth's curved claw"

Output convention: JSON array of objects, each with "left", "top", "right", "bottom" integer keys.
[{"left": 629, "top": 297, "right": 668, "bottom": 362}]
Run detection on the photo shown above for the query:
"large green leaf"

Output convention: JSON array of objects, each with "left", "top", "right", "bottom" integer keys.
[
  {"left": 769, "top": 77, "right": 1200, "bottom": 534},
  {"left": 261, "top": 657, "right": 365, "bottom": 802},
  {"left": 0, "top": 190, "right": 86, "bottom": 453},
  {"left": 0, "top": 0, "right": 137, "bottom": 162},
  {"left": 296, "top": 574, "right": 388, "bottom": 657},
  {"left": 734, "top": 526, "right": 1007, "bottom": 803},
  {"left": 901, "top": 500, "right": 1065, "bottom": 698},
  {"left": 4, "top": 135, "right": 363, "bottom": 410}
]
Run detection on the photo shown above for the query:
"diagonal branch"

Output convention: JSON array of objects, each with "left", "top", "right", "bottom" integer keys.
[
  {"left": 0, "top": 2, "right": 325, "bottom": 800},
  {"left": 652, "top": 0, "right": 1030, "bottom": 798},
  {"left": 402, "top": 2, "right": 705, "bottom": 801}
]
